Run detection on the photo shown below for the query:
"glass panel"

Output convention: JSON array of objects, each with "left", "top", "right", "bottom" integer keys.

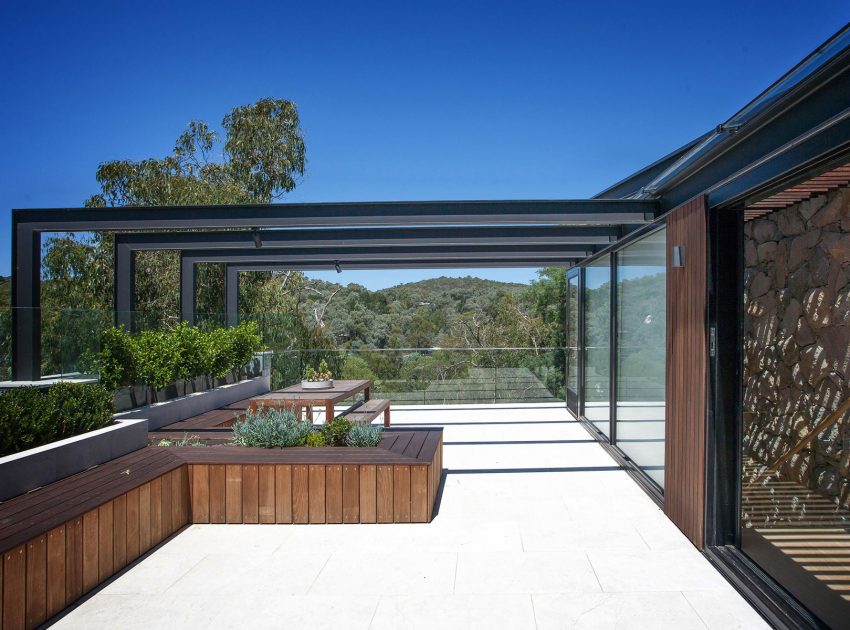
[
  {"left": 741, "top": 190, "right": 850, "bottom": 628},
  {"left": 615, "top": 229, "right": 666, "bottom": 488},
  {"left": 566, "top": 272, "right": 579, "bottom": 406},
  {"left": 583, "top": 256, "right": 611, "bottom": 436}
]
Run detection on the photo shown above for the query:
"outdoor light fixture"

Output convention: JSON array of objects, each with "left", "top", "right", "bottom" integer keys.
[
  {"left": 252, "top": 230, "right": 262, "bottom": 248},
  {"left": 671, "top": 245, "right": 685, "bottom": 268},
  {"left": 334, "top": 261, "right": 342, "bottom": 273}
]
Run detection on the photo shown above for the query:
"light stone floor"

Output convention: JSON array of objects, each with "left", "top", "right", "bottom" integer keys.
[{"left": 53, "top": 404, "right": 768, "bottom": 630}]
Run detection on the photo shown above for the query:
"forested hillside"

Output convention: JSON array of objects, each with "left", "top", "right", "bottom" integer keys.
[{"left": 298, "top": 276, "right": 527, "bottom": 349}]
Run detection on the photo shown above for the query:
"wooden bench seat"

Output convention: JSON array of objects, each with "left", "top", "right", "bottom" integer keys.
[
  {"left": 0, "top": 448, "right": 188, "bottom": 628},
  {"left": 341, "top": 398, "right": 391, "bottom": 427}
]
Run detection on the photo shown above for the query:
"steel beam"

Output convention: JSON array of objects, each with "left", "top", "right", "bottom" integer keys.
[
  {"left": 12, "top": 199, "right": 653, "bottom": 379},
  {"left": 114, "top": 225, "right": 620, "bottom": 250}
]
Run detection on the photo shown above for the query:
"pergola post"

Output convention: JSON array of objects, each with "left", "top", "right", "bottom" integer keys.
[
  {"left": 225, "top": 265, "right": 239, "bottom": 327},
  {"left": 114, "top": 239, "right": 134, "bottom": 330},
  {"left": 179, "top": 254, "right": 196, "bottom": 325},
  {"left": 11, "top": 222, "right": 41, "bottom": 381}
]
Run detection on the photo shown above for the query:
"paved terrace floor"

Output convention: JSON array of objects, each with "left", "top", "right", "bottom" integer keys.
[{"left": 54, "top": 403, "right": 767, "bottom": 629}]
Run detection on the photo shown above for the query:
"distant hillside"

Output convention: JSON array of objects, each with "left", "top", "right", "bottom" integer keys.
[{"left": 299, "top": 275, "right": 528, "bottom": 349}]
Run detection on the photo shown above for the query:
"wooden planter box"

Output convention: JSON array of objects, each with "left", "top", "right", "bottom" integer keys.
[{"left": 171, "top": 428, "right": 443, "bottom": 524}]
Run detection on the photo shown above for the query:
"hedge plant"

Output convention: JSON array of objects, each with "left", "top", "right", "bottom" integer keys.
[
  {"left": 95, "top": 321, "right": 264, "bottom": 400},
  {"left": 0, "top": 383, "right": 114, "bottom": 456}
]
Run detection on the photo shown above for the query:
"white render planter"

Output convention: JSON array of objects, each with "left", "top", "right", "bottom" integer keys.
[
  {"left": 115, "top": 375, "right": 271, "bottom": 430},
  {"left": 0, "top": 417, "right": 148, "bottom": 501}
]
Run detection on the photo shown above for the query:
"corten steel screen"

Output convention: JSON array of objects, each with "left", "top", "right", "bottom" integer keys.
[{"left": 740, "top": 186, "right": 850, "bottom": 629}]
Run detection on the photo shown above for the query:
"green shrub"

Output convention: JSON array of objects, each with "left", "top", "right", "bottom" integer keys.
[
  {"left": 172, "top": 322, "right": 206, "bottom": 384},
  {"left": 92, "top": 322, "right": 264, "bottom": 396},
  {"left": 97, "top": 326, "right": 136, "bottom": 390},
  {"left": 346, "top": 423, "right": 384, "bottom": 447},
  {"left": 320, "top": 416, "right": 353, "bottom": 446},
  {"left": 0, "top": 383, "right": 114, "bottom": 456},
  {"left": 305, "top": 431, "right": 326, "bottom": 447},
  {"left": 49, "top": 382, "right": 114, "bottom": 436},
  {"left": 228, "top": 321, "right": 264, "bottom": 376},
  {"left": 232, "top": 407, "right": 311, "bottom": 448},
  {"left": 134, "top": 330, "right": 181, "bottom": 393}
]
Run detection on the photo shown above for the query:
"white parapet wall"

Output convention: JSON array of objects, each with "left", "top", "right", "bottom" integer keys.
[
  {"left": 115, "top": 375, "right": 271, "bottom": 430},
  {"left": 0, "top": 417, "right": 149, "bottom": 501}
]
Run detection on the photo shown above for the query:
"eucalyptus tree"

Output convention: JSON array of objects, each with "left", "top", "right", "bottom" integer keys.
[{"left": 39, "top": 99, "right": 308, "bottom": 371}]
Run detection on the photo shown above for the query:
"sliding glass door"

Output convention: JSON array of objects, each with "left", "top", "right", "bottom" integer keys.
[
  {"left": 583, "top": 256, "right": 611, "bottom": 437},
  {"left": 566, "top": 271, "right": 580, "bottom": 413},
  {"left": 615, "top": 229, "right": 667, "bottom": 488}
]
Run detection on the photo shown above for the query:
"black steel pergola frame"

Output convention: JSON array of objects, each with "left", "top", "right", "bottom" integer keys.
[
  {"left": 112, "top": 225, "right": 621, "bottom": 326},
  {"left": 12, "top": 199, "right": 655, "bottom": 380}
]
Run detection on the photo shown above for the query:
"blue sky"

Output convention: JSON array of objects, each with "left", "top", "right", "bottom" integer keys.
[{"left": 1, "top": 1, "right": 848, "bottom": 287}]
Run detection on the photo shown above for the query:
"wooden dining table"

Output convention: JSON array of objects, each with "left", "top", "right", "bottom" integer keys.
[{"left": 250, "top": 379, "right": 372, "bottom": 422}]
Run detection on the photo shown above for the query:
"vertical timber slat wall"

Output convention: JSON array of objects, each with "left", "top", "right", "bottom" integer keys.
[
  {"left": 665, "top": 195, "right": 708, "bottom": 549},
  {"left": 0, "top": 469, "right": 189, "bottom": 630},
  {"left": 189, "top": 462, "right": 436, "bottom": 525}
]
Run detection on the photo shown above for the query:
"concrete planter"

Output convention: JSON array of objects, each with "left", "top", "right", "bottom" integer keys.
[
  {"left": 0, "top": 417, "right": 148, "bottom": 501},
  {"left": 116, "top": 375, "right": 271, "bottom": 430}
]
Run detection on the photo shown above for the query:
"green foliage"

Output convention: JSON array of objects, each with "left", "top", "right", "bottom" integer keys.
[
  {"left": 0, "top": 383, "right": 114, "bottom": 456},
  {"left": 303, "top": 358, "right": 332, "bottom": 381},
  {"left": 346, "top": 423, "right": 384, "bottom": 447},
  {"left": 232, "top": 407, "right": 311, "bottom": 448},
  {"left": 305, "top": 431, "right": 326, "bottom": 447},
  {"left": 93, "top": 323, "right": 264, "bottom": 395},
  {"left": 228, "top": 321, "right": 264, "bottom": 375},
  {"left": 97, "top": 326, "right": 137, "bottom": 390},
  {"left": 133, "top": 330, "right": 181, "bottom": 392},
  {"left": 340, "top": 355, "right": 376, "bottom": 381},
  {"left": 35, "top": 99, "right": 306, "bottom": 365},
  {"left": 320, "top": 416, "right": 353, "bottom": 446}
]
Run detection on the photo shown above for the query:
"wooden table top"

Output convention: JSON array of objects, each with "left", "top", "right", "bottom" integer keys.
[{"left": 254, "top": 379, "right": 371, "bottom": 404}]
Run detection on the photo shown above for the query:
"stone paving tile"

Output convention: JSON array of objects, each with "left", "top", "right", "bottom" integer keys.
[{"left": 51, "top": 404, "right": 766, "bottom": 629}]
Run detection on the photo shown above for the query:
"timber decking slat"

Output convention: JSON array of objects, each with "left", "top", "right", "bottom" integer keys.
[
  {"left": 418, "top": 430, "right": 442, "bottom": 466},
  {"left": 402, "top": 431, "right": 428, "bottom": 460},
  {"left": 292, "top": 466, "right": 309, "bottom": 524},
  {"left": 389, "top": 433, "right": 414, "bottom": 456},
  {"left": 3, "top": 545, "right": 25, "bottom": 629},
  {"left": 209, "top": 465, "right": 226, "bottom": 524},
  {"left": 0, "top": 448, "right": 171, "bottom": 523},
  {"left": 0, "top": 458, "right": 182, "bottom": 549},
  {"left": 159, "top": 409, "right": 240, "bottom": 431},
  {"left": 258, "top": 465, "right": 275, "bottom": 524},
  {"left": 342, "top": 465, "right": 360, "bottom": 524},
  {"left": 0, "top": 449, "right": 182, "bottom": 551},
  {"left": 325, "top": 465, "right": 343, "bottom": 524},
  {"left": 274, "top": 465, "right": 292, "bottom": 524},
  {"left": 242, "top": 465, "right": 259, "bottom": 524},
  {"left": 25, "top": 534, "right": 46, "bottom": 629},
  {"left": 46, "top": 525, "right": 66, "bottom": 619}
]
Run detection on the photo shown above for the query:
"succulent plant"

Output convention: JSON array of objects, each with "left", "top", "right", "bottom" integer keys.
[{"left": 346, "top": 423, "right": 384, "bottom": 447}]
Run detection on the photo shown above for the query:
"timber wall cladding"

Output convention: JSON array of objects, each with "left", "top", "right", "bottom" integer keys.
[
  {"left": 184, "top": 431, "right": 444, "bottom": 525},
  {"left": 1, "top": 466, "right": 189, "bottom": 630},
  {"left": 0, "top": 429, "right": 442, "bottom": 628},
  {"left": 665, "top": 195, "right": 709, "bottom": 549}
]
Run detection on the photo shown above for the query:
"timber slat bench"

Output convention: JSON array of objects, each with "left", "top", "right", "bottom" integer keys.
[
  {"left": 0, "top": 447, "right": 188, "bottom": 629},
  {"left": 0, "top": 428, "right": 443, "bottom": 628},
  {"left": 172, "top": 427, "right": 442, "bottom": 526},
  {"left": 340, "top": 398, "right": 392, "bottom": 427}
]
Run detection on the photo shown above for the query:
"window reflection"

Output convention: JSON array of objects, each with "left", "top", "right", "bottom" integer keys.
[
  {"left": 615, "top": 229, "right": 667, "bottom": 488},
  {"left": 583, "top": 257, "right": 611, "bottom": 437}
]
